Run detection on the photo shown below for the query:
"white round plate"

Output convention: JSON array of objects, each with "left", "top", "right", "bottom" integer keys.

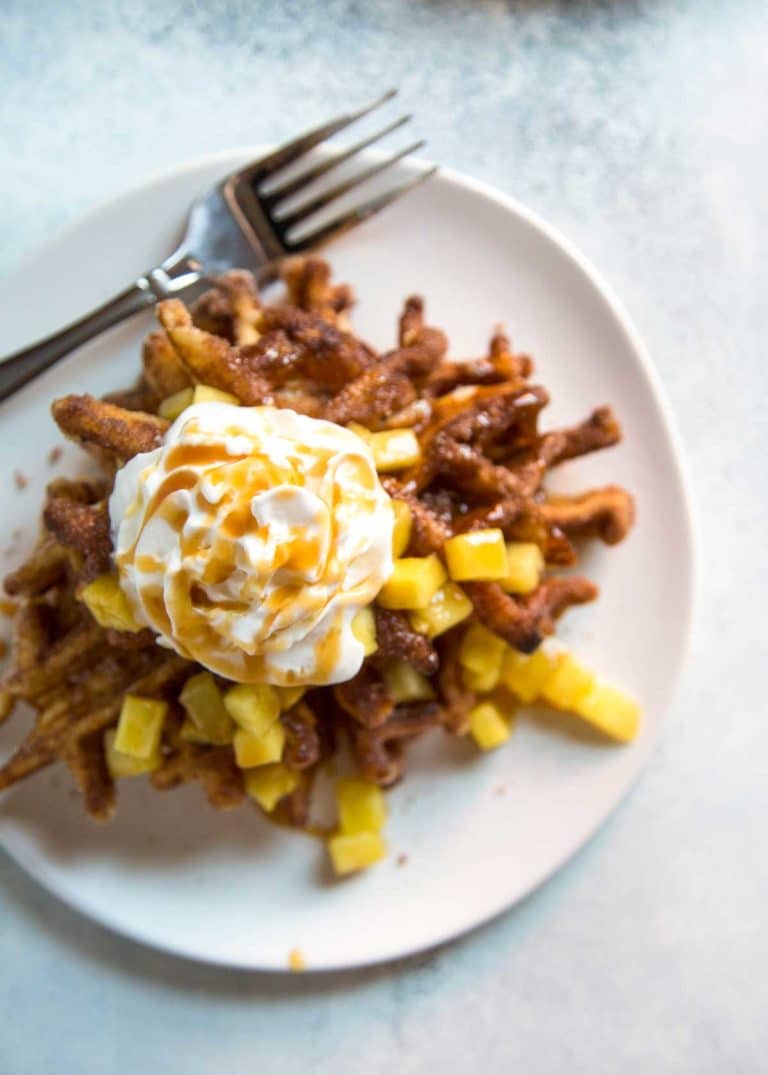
[{"left": 0, "top": 151, "right": 695, "bottom": 971}]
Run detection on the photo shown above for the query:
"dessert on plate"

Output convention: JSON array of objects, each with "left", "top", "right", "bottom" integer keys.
[{"left": 0, "top": 257, "right": 638, "bottom": 875}]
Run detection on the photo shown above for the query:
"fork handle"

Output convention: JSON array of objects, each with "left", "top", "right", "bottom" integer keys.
[{"left": 0, "top": 254, "right": 203, "bottom": 404}]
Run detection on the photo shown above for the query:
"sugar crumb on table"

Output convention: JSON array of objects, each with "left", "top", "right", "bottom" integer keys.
[{"left": 288, "top": 948, "right": 307, "bottom": 971}]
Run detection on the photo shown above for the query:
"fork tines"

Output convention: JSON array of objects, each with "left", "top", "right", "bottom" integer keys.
[{"left": 224, "top": 89, "right": 435, "bottom": 255}]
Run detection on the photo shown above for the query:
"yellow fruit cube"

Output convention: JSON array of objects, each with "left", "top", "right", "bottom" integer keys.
[
  {"left": 233, "top": 722, "right": 285, "bottom": 768},
  {"left": 336, "top": 777, "right": 387, "bottom": 834},
  {"left": 114, "top": 695, "right": 168, "bottom": 759},
  {"left": 179, "top": 671, "right": 234, "bottom": 745},
  {"left": 408, "top": 581, "right": 473, "bottom": 638},
  {"left": 377, "top": 555, "right": 446, "bottom": 610},
  {"left": 469, "top": 701, "right": 512, "bottom": 751},
  {"left": 351, "top": 606, "right": 378, "bottom": 656},
  {"left": 541, "top": 654, "right": 596, "bottom": 710},
  {"left": 223, "top": 683, "right": 281, "bottom": 735},
  {"left": 444, "top": 529, "right": 509, "bottom": 581},
  {"left": 501, "top": 648, "right": 559, "bottom": 702},
  {"left": 103, "top": 728, "right": 160, "bottom": 778},
  {"left": 392, "top": 500, "right": 413, "bottom": 557},
  {"left": 80, "top": 574, "right": 143, "bottom": 633},
  {"left": 278, "top": 685, "right": 307, "bottom": 710},
  {"left": 157, "top": 386, "right": 194, "bottom": 421},
  {"left": 458, "top": 622, "right": 507, "bottom": 692},
  {"left": 179, "top": 718, "right": 209, "bottom": 744},
  {"left": 245, "top": 763, "right": 299, "bottom": 811},
  {"left": 382, "top": 659, "right": 435, "bottom": 704},
  {"left": 500, "top": 542, "right": 544, "bottom": 594},
  {"left": 575, "top": 683, "right": 641, "bottom": 742},
  {"left": 328, "top": 831, "right": 387, "bottom": 875},
  {"left": 193, "top": 384, "right": 240, "bottom": 405},
  {"left": 368, "top": 428, "right": 422, "bottom": 472},
  {"left": 347, "top": 421, "right": 371, "bottom": 441}
]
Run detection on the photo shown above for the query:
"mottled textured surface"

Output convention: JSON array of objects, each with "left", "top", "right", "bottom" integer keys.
[{"left": 2, "top": 1, "right": 767, "bottom": 1072}]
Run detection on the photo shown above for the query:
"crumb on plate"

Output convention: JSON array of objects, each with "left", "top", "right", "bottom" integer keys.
[{"left": 288, "top": 947, "right": 306, "bottom": 971}]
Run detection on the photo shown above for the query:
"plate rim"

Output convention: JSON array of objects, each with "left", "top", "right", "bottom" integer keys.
[{"left": 0, "top": 148, "right": 698, "bottom": 971}]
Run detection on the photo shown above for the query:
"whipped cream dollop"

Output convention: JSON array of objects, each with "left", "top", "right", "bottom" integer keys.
[{"left": 109, "top": 403, "right": 394, "bottom": 685}]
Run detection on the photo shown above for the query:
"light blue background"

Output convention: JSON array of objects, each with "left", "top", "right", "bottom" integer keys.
[{"left": 2, "top": 2, "right": 767, "bottom": 1072}]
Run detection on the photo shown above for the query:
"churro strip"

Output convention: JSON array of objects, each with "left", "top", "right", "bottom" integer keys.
[
  {"left": 539, "top": 486, "right": 635, "bottom": 545},
  {"left": 64, "top": 730, "right": 116, "bottom": 822},
  {"left": 325, "top": 344, "right": 441, "bottom": 427},
  {"left": 538, "top": 406, "right": 622, "bottom": 466},
  {"left": 0, "top": 692, "right": 15, "bottom": 726},
  {"left": 350, "top": 702, "right": 444, "bottom": 786},
  {"left": 213, "top": 269, "right": 263, "bottom": 345},
  {"left": 334, "top": 665, "right": 394, "bottom": 728},
  {"left": 436, "top": 629, "right": 475, "bottom": 734},
  {"left": 102, "top": 382, "right": 160, "bottom": 414},
  {"left": 373, "top": 608, "right": 438, "bottom": 674},
  {"left": 397, "top": 295, "right": 449, "bottom": 360},
  {"left": 142, "top": 329, "right": 192, "bottom": 397},
  {"left": 2, "top": 621, "right": 104, "bottom": 700},
  {"left": 381, "top": 479, "right": 450, "bottom": 555},
  {"left": 151, "top": 744, "right": 245, "bottom": 809},
  {"left": 0, "top": 696, "right": 70, "bottom": 788},
  {"left": 464, "top": 577, "right": 598, "bottom": 653},
  {"left": 282, "top": 702, "right": 322, "bottom": 770},
  {"left": 281, "top": 256, "right": 354, "bottom": 321},
  {"left": 259, "top": 306, "right": 373, "bottom": 388},
  {"left": 43, "top": 498, "right": 112, "bottom": 579},
  {"left": 12, "top": 602, "right": 53, "bottom": 670},
  {"left": 4, "top": 538, "right": 68, "bottom": 597},
  {"left": 157, "top": 299, "right": 273, "bottom": 405},
  {"left": 52, "top": 395, "right": 168, "bottom": 458},
  {"left": 425, "top": 331, "right": 531, "bottom": 396}
]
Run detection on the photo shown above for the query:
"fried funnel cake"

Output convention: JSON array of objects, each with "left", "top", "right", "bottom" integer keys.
[{"left": 0, "top": 256, "right": 635, "bottom": 835}]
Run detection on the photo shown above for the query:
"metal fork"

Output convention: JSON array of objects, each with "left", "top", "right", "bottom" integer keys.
[{"left": 0, "top": 89, "right": 435, "bottom": 403}]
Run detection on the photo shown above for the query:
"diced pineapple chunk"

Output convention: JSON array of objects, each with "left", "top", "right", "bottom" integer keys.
[
  {"left": 179, "top": 718, "right": 210, "bottom": 744},
  {"left": 541, "top": 654, "right": 596, "bottom": 710},
  {"left": 80, "top": 574, "right": 142, "bottom": 633},
  {"left": 245, "top": 763, "right": 299, "bottom": 811},
  {"left": 382, "top": 659, "right": 435, "bottom": 704},
  {"left": 351, "top": 606, "right": 378, "bottom": 656},
  {"left": 575, "top": 683, "right": 641, "bottom": 742},
  {"left": 193, "top": 384, "right": 240, "bottom": 405},
  {"left": 347, "top": 421, "right": 371, "bottom": 442},
  {"left": 179, "top": 671, "right": 234, "bottom": 745},
  {"left": 377, "top": 555, "right": 446, "bottom": 610},
  {"left": 336, "top": 777, "right": 387, "bottom": 834},
  {"left": 328, "top": 831, "right": 387, "bottom": 875},
  {"left": 408, "top": 581, "right": 473, "bottom": 638},
  {"left": 459, "top": 622, "right": 507, "bottom": 691},
  {"left": 104, "top": 728, "right": 160, "bottom": 778},
  {"left": 469, "top": 701, "right": 512, "bottom": 751},
  {"left": 444, "top": 529, "right": 509, "bottom": 581},
  {"left": 391, "top": 500, "right": 413, "bottom": 557},
  {"left": 368, "top": 428, "right": 421, "bottom": 472},
  {"left": 223, "top": 683, "right": 281, "bottom": 735},
  {"left": 158, "top": 386, "right": 194, "bottom": 420},
  {"left": 114, "top": 695, "right": 167, "bottom": 759},
  {"left": 278, "top": 685, "right": 307, "bottom": 711},
  {"left": 500, "top": 647, "right": 559, "bottom": 702},
  {"left": 233, "top": 722, "right": 286, "bottom": 768},
  {"left": 500, "top": 542, "right": 544, "bottom": 594}
]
